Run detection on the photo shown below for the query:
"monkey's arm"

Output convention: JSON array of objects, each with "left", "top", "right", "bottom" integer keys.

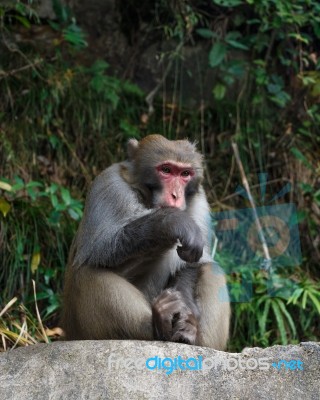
[
  {"left": 72, "top": 165, "right": 204, "bottom": 268},
  {"left": 167, "top": 266, "right": 201, "bottom": 314}
]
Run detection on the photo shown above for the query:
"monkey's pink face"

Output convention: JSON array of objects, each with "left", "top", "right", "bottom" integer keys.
[{"left": 156, "top": 161, "right": 194, "bottom": 209}]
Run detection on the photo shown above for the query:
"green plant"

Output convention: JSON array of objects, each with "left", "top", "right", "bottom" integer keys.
[
  {"left": 0, "top": 0, "right": 320, "bottom": 352},
  {"left": 219, "top": 250, "right": 320, "bottom": 350},
  {"left": 0, "top": 0, "right": 39, "bottom": 29},
  {"left": 0, "top": 176, "right": 83, "bottom": 318}
]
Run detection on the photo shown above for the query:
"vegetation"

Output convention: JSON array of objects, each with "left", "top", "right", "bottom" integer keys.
[{"left": 0, "top": 0, "right": 319, "bottom": 351}]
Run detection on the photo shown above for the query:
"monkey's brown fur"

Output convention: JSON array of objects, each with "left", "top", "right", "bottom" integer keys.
[{"left": 61, "top": 135, "right": 230, "bottom": 349}]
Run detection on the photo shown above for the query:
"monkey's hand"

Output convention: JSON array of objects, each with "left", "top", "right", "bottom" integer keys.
[
  {"left": 152, "top": 289, "right": 198, "bottom": 345},
  {"left": 160, "top": 208, "right": 204, "bottom": 263}
]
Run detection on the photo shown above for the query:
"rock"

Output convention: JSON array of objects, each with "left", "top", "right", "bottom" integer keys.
[{"left": 0, "top": 341, "right": 319, "bottom": 399}]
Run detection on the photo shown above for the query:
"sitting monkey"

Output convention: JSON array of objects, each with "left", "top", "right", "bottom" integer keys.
[{"left": 61, "top": 134, "right": 230, "bottom": 349}]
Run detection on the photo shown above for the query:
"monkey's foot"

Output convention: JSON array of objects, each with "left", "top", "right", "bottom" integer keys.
[{"left": 152, "top": 289, "right": 198, "bottom": 345}]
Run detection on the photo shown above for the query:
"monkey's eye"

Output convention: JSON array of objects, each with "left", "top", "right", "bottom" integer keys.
[
  {"left": 181, "top": 170, "right": 190, "bottom": 177},
  {"left": 161, "top": 166, "right": 171, "bottom": 174}
]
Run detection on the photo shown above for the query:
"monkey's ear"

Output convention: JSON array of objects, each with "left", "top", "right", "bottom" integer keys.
[{"left": 127, "top": 138, "right": 139, "bottom": 160}]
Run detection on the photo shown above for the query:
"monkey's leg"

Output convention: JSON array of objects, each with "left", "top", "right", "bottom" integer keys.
[
  {"left": 152, "top": 267, "right": 200, "bottom": 345},
  {"left": 195, "top": 263, "right": 230, "bottom": 350},
  {"left": 63, "top": 267, "right": 153, "bottom": 340},
  {"left": 152, "top": 263, "right": 230, "bottom": 349},
  {"left": 152, "top": 288, "right": 199, "bottom": 344}
]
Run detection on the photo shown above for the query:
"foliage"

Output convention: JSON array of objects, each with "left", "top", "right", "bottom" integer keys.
[
  {"left": 219, "top": 255, "right": 320, "bottom": 349},
  {"left": 0, "top": 176, "right": 83, "bottom": 320},
  {"left": 0, "top": 0, "right": 319, "bottom": 351}
]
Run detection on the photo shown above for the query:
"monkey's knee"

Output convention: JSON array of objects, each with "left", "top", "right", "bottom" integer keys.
[
  {"left": 196, "top": 264, "right": 230, "bottom": 350},
  {"left": 62, "top": 268, "right": 153, "bottom": 341}
]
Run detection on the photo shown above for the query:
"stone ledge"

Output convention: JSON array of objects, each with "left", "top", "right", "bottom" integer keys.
[{"left": 0, "top": 341, "right": 319, "bottom": 399}]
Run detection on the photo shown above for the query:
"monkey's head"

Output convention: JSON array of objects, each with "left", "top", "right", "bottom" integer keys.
[{"left": 126, "top": 134, "right": 203, "bottom": 210}]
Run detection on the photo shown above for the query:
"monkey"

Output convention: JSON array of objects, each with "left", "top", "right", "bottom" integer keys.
[{"left": 61, "top": 134, "right": 230, "bottom": 349}]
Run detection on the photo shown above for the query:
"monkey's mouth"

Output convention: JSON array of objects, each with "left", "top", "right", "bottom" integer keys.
[{"left": 158, "top": 203, "right": 183, "bottom": 210}]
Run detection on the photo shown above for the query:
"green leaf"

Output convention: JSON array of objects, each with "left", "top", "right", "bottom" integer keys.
[
  {"left": 212, "top": 0, "right": 243, "bottom": 7},
  {"left": 0, "top": 197, "right": 11, "bottom": 217},
  {"left": 270, "top": 91, "right": 291, "bottom": 108},
  {"left": 31, "top": 252, "right": 41, "bottom": 274},
  {"left": 72, "top": 206, "right": 83, "bottom": 219},
  {"left": 196, "top": 28, "right": 217, "bottom": 39},
  {"left": 120, "top": 120, "right": 140, "bottom": 138},
  {"left": 63, "top": 24, "right": 87, "bottom": 48},
  {"left": 11, "top": 176, "right": 24, "bottom": 191},
  {"left": 307, "top": 292, "right": 320, "bottom": 314},
  {"left": 287, "top": 287, "right": 304, "bottom": 305},
  {"left": 314, "top": 189, "right": 320, "bottom": 205},
  {"left": 49, "top": 135, "right": 61, "bottom": 149},
  {"left": 209, "top": 42, "right": 227, "bottom": 67},
  {"left": 276, "top": 298, "right": 297, "bottom": 337},
  {"left": 213, "top": 84, "right": 226, "bottom": 100},
  {"left": 290, "top": 147, "right": 313, "bottom": 169},
  {"left": 302, "top": 291, "right": 308, "bottom": 309},
  {"left": 259, "top": 298, "right": 271, "bottom": 336},
  {"left": 311, "top": 83, "right": 320, "bottom": 97},
  {"left": 122, "top": 81, "right": 144, "bottom": 96},
  {"left": 47, "top": 183, "right": 59, "bottom": 195},
  {"left": 0, "top": 181, "right": 13, "bottom": 192},
  {"left": 104, "top": 90, "right": 120, "bottom": 109},
  {"left": 226, "top": 31, "right": 242, "bottom": 40},
  {"left": 61, "top": 187, "right": 71, "bottom": 206},
  {"left": 48, "top": 20, "right": 60, "bottom": 31},
  {"left": 44, "top": 303, "right": 60, "bottom": 317},
  {"left": 53, "top": 0, "right": 71, "bottom": 23},
  {"left": 27, "top": 187, "right": 38, "bottom": 201},
  {"left": 68, "top": 208, "right": 81, "bottom": 220},
  {"left": 26, "top": 181, "right": 43, "bottom": 188},
  {"left": 227, "top": 60, "right": 246, "bottom": 76},
  {"left": 267, "top": 83, "right": 282, "bottom": 94},
  {"left": 56, "top": 203, "right": 67, "bottom": 211},
  {"left": 51, "top": 194, "right": 58, "bottom": 208},
  {"left": 226, "top": 39, "right": 249, "bottom": 50},
  {"left": 90, "top": 60, "right": 109, "bottom": 74},
  {"left": 271, "top": 300, "right": 287, "bottom": 345},
  {"left": 299, "top": 183, "right": 313, "bottom": 194},
  {"left": 14, "top": 15, "right": 31, "bottom": 28}
]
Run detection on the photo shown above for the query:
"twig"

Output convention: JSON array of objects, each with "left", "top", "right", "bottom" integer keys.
[
  {"left": 221, "top": 154, "right": 235, "bottom": 199},
  {"left": 221, "top": 178, "right": 291, "bottom": 202},
  {"left": 1, "top": 33, "right": 46, "bottom": 81},
  {"left": 0, "top": 297, "right": 18, "bottom": 318},
  {"left": 1, "top": 335, "right": 6, "bottom": 351},
  {"left": 146, "top": 41, "right": 185, "bottom": 115},
  {"left": 231, "top": 142, "right": 272, "bottom": 270},
  {"left": 57, "top": 129, "right": 92, "bottom": 184},
  {"left": 11, "top": 320, "right": 27, "bottom": 350},
  {"left": 0, "top": 58, "right": 44, "bottom": 80},
  {"left": 32, "top": 280, "right": 49, "bottom": 344}
]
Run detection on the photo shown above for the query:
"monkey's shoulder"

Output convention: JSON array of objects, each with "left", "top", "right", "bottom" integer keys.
[
  {"left": 86, "top": 162, "right": 144, "bottom": 215},
  {"left": 90, "top": 162, "right": 134, "bottom": 193}
]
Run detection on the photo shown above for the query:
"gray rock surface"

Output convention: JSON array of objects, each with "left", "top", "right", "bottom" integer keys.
[{"left": 0, "top": 341, "right": 319, "bottom": 400}]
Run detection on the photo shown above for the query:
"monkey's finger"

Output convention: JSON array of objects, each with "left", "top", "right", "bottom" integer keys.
[
  {"left": 177, "top": 246, "right": 203, "bottom": 263},
  {"left": 152, "top": 312, "right": 173, "bottom": 340},
  {"left": 171, "top": 312, "right": 198, "bottom": 344},
  {"left": 171, "top": 329, "right": 197, "bottom": 345}
]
